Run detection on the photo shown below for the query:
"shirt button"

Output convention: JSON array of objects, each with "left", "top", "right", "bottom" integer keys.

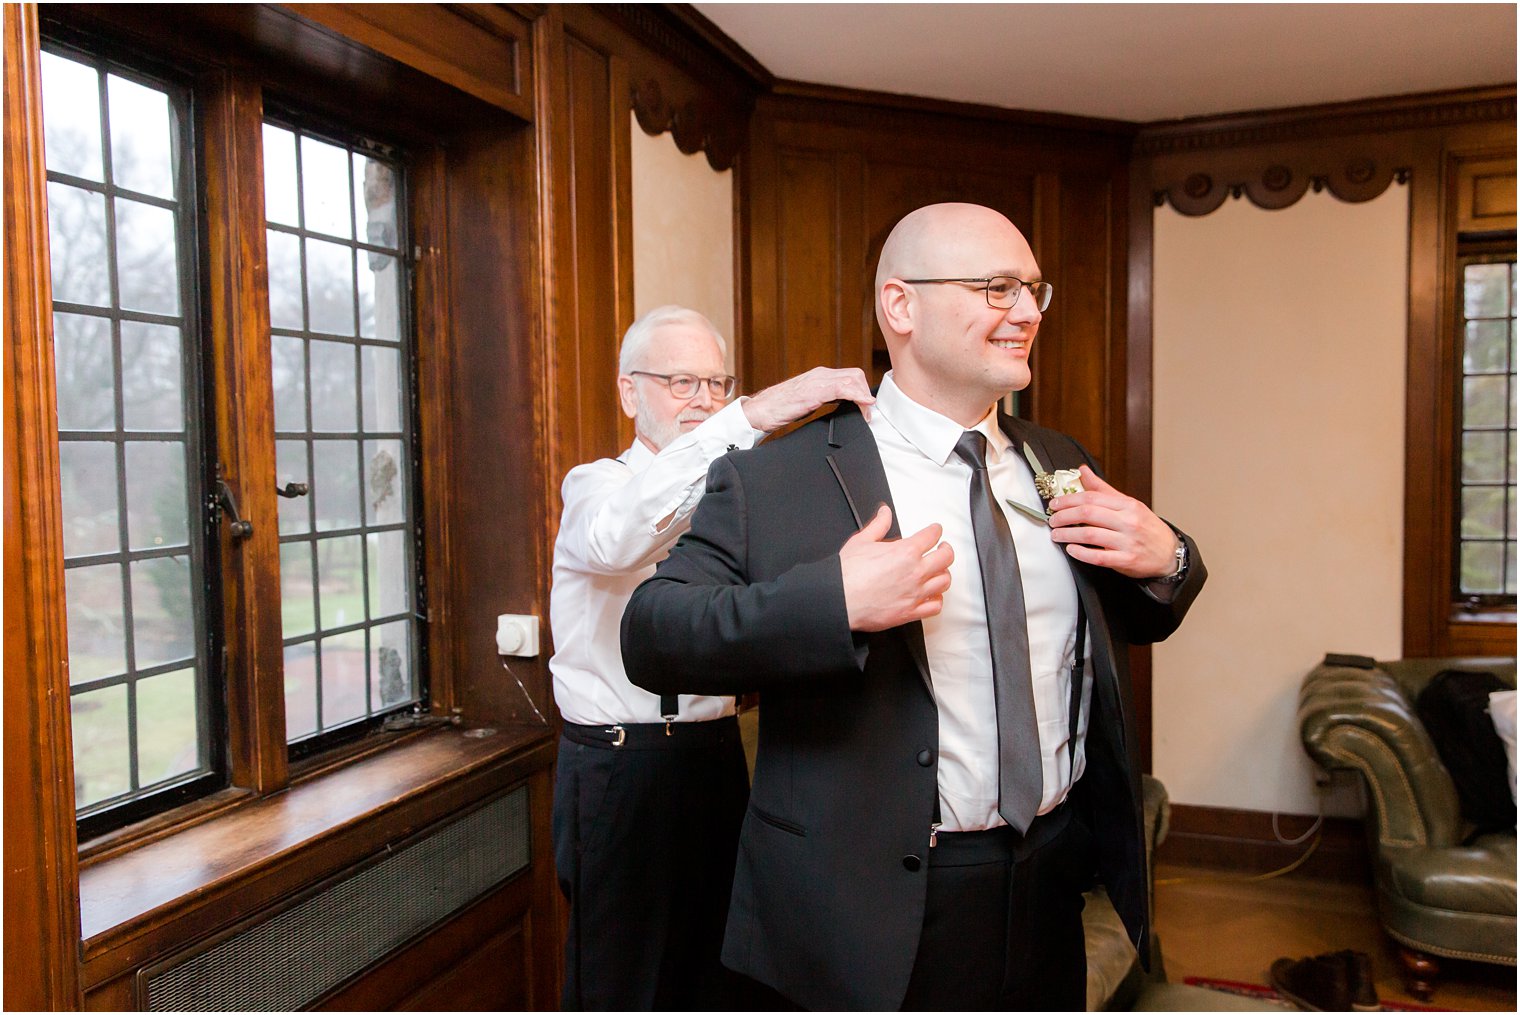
[
  {"left": 902, "top": 855, "right": 922, "bottom": 872},
  {"left": 916, "top": 749, "right": 933, "bottom": 767}
]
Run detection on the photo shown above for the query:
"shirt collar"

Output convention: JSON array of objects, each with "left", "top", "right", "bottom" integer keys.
[
  {"left": 875, "top": 372, "right": 1011, "bottom": 467},
  {"left": 619, "top": 436, "right": 656, "bottom": 471}
]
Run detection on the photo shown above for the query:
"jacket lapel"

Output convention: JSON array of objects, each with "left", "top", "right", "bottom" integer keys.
[
  {"left": 996, "top": 411, "right": 1127, "bottom": 756},
  {"left": 824, "top": 407, "right": 935, "bottom": 700}
]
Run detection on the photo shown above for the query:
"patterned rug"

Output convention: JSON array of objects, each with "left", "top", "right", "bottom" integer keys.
[{"left": 1183, "top": 976, "right": 1443, "bottom": 1011}]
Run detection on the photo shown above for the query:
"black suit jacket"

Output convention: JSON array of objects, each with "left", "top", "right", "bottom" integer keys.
[{"left": 621, "top": 403, "right": 1206, "bottom": 1011}]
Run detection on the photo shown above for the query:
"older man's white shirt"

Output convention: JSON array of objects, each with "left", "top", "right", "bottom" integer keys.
[{"left": 550, "top": 398, "right": 764, "bottom": 726}]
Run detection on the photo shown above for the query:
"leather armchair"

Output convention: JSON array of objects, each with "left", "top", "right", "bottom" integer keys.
[{"left": 1298, "top": 655, "right": 1517, "bottom": 999}]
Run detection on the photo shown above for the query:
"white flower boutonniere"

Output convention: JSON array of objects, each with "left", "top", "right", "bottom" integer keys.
[{"left": 1023, "top": 442, "right": 1083, "bottom": 512}]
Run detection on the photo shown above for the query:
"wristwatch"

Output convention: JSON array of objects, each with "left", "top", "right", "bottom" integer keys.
[{"left": 1156, "top": 539, "right": 1189, "bottom": 585}]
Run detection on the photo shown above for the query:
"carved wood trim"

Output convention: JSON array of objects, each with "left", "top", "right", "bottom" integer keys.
[
  {"left": 1156, "top": 158, "right": 1413, "bottom": 216},
  {"left": 1144, "top": 87, "right": 1514, "bottom": 216},
  {"left": 1137, "top": 86, "right": 1515, "bottom": 157},
  {"left": 630, "top": 74, "right": 744, "bottom": 171},
  {"left": 3, "top": 4, "right": 85, "bottom": 1008}
]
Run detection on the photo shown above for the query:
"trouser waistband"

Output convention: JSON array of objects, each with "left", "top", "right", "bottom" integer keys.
[
  {"left": 931, "top": 801, "right": 1074, "bottom": 865},
  {"left": 561, "top": 714, "right": 740, "bottom": 750}
]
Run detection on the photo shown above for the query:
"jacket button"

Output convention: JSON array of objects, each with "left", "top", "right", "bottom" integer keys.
[
  {"left": 902, "top": 855, "right": 922, "bottom": 872},
  {"left": 916, "top": 749, "right": 933, "bottom": 767}
]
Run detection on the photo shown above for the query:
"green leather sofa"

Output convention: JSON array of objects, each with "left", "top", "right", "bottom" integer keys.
[{"left": 1298, "top": 655, "right": 1517, "bottom": 1000}]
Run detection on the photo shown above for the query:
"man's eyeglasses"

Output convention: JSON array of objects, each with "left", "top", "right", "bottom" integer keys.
[
  {"left": 629, "top": 371, "right": 738, "bottom": 400},
  {"left": 900, "top": 275, "right": 1054, "bottom": 312}
]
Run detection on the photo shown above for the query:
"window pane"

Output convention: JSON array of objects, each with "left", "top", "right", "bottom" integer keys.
[
  {"left": 1461, "top": 487, "right": 1506, "bottom": 540},
  {"left": 371, "top": 620, "right": 413, "bottom": 710},
  {"left": 114, "top": 198, "right": 180, "bottom": 315},
  {"left": 1462, "top": 431, "right": 1507, "bottom": 483},
  {"left": 1465, "top": 263, "right": 1511, "bottom": 319},
  {"left": 355, "top": 154, "right": 397, "bottom": 251},
  {"left": 1465, "top": 320, "right": 1510, "bottom": 374},
  {"left": 1463, "top": 375, "right": 1508, "bottom": 430},
  {"left": 130, "top": 555, "right": 195, "bottom": 669},
  {"left": 364, "top": 439, "right": 405, "bottom": 526},
  {"left": 59, "top": 440, "right": 119, "bottom": 558},
  {"left": 65, "top": 563, "right": 126, "bottom": 683},
  {"left": 267, "top": 230, "right": 304, "bottom": 331},
  {"left": 125, "top": 441, "right": 188, "bottom": 550},
  {"left": 361, "top": 345, "right": 402, "bottom": 433},
  {"left": 301, "top": 135, "right": 353, "bottom": 240},
  {"left": 313, "top": 440, "right": 361, "bottom": 532},
  {"left": 283, "top": 642, "right": 318, "bottom": 741},
  {"left": 367, "top": 530, "right": 409, "bottom": 621},
  {"left": 310, "top": 339, "right": 358, "bottom": 431},
  {"left": 320, "top": 630, "right": 367, "bottom": 728},
  {"left": 306, "top": 238, "right": 356, "bottom": 336},
  {"left": 107, "top": 74, "right": 175, "bottom": 199},
  {"left": 47, "top": 182, "right": 110, "bottom": 307},
  {"left": 40, "top": 52, "right": 103, "bottom": 182},
  {"left": 317, "top": 535, "right": 364, "bottom": 631},
  {"left": 72, "top": 684, "right": 129, "bottom": 809},
  {"left": 262, "top": 123, "right": 299, "bottom": 228},
  {"left": 276, "top": 439, "right": 312, "bottom": 536},
  {"left": 136, "top": 666, "right": 200, "bottom": 786},
  {"left": 53, "top": 312, "right": 115, "bottom": 431},
  {"left": 281, "top": 542, "right": 316, "bottom": 639},
  {"left": 120, "top": 321, "right": 184, "bottom": 431},
  {"left": 271, "top": 335, "right": 307, "bottom": 432},
  {"left": 1460, "top": 541, "right": 1505, "bottom": 595},
  {"left": 358, "top": 253, "right": 400, "bottom": 342}
]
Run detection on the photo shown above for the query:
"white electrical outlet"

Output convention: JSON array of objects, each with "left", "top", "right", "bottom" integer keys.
[{"left": 496, "top": 614, "right": 540, "bottom": 657}]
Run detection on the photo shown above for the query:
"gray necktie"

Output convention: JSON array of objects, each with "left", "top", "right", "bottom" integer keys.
[{"left": 952, "top": 430, "right": 1042, "bottom": 834}]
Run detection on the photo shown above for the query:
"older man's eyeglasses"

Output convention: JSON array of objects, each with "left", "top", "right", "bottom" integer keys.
[
  {"left": 901, "top": 275, "right": 1054, "bottom": 312},
  {"left": 630, "top": 371, "right": 738, "bottom": 399}
]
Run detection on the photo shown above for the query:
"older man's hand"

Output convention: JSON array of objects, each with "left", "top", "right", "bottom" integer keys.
[
  {"left": 742, "top": 366, "right": 875, "bottom": 433},
  {"left": 838, "top": 506, "right": 953, "bottom": 632},
  {"left": 1047, "top": 465, "right": 1180, "bottom": 579}
]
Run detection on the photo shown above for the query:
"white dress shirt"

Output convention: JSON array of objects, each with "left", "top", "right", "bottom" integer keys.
[
  {"left": 868, "top": 373, "right": 1093, "bottom": 831},
  {"left": 550, "top": 398, "right": 765, "bottom": 726}
]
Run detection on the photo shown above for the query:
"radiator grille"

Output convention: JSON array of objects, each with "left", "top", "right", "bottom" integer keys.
[{"left": 143, "top": 785, "right": 530, "bottom": 1011}]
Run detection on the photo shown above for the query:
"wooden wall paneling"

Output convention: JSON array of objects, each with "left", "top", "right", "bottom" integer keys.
[
  {"left": 442, "top": 119, "right": 555, "bottom": 728},
  {"left": 199, "top": 69, "right": 288, "bottom": 792},
  {"left": 776, "top": 151, "right": 845, "bottom": 379},
  {"left": 2, "top": 4, "right": 86, "bottom": 1008},
  {"left": 283, "top": 3, "right": 534, "bottom": 121},
  {"left": 410, "top": 145, "right": 460, "bottom": 714}
]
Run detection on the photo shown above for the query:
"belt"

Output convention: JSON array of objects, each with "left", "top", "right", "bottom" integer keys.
[{"left": 561, "top": 714, "right": 740, "bottom": 751}]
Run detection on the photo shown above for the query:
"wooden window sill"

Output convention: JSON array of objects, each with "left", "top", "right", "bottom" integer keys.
[{"left": 77, "top": 722, "right": 555, "bottom": 988}]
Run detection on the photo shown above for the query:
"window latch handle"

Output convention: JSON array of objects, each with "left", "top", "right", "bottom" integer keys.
[
  {"left": 276, "top": 481, "right": 309, "bottom": 499},
  {"left": 212, "top": 479, "right": 253, "bottom": 540}
]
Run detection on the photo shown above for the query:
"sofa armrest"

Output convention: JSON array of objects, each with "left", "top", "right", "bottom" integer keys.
[{"left": 1299, "top": 660, "right": 1462, "bottom": 849}]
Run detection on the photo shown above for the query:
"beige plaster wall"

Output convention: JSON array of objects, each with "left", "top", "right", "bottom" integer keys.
[
  {"left": 630, "top": 116, "right": 736, "bottom": 372},
  {"left": 1151, "top": 188, "right": 1409, "bottom": 818}
]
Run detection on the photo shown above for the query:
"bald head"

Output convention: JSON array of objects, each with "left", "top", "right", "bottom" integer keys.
[{"left": 874, "top": 203, "right": 1034, "bottom": 336}]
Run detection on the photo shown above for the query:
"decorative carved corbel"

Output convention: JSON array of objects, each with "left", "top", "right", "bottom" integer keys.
[{"left": 631, "top": 76, "right": 742, "bottom": 172}]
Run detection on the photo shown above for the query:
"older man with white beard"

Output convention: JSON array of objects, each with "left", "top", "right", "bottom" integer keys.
[{"left": 548, "top": 304, "right": 873, "bottom": 1010}]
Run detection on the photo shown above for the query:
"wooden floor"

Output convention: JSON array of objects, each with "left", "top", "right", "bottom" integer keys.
[{"left": 1153, "top": 862, "right": 1517, "bottom": 1012}]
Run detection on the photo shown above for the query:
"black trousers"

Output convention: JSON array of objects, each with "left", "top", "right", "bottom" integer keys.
[
  {"left": 552, "top": 718, "right": 749, "bottom": 1011},
  {"left": 900, "top": 804, "right": 1096, "bottom": 1012}
]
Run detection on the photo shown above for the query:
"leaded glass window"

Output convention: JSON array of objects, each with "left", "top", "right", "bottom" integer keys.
[
  {"left": 41, "top": 46, "right": 218, "bottom": 825},
  {"left": 1456, "top": 255, "right": 1518, "bottom": 602},
  {"left": 262, "top": 120, "right": 422, "bottom": 745}
]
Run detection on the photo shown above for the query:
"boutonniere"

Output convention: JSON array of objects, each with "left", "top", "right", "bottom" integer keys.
[{"left": 1007, "top": 442, "right": 1083, "bottom": 524}]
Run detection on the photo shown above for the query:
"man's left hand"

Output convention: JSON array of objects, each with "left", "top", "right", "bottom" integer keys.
[{"left": 1047, "top": 465, "right": 1179, "bottom": 579}]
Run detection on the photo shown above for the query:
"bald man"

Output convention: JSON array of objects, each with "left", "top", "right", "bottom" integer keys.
[{"left": 621, "top": 204, "right": 1206, "bottom": 1010}]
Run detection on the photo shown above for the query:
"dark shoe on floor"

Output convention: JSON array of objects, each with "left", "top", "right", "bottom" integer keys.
[
  {"left": 1270, "top": 952, "right": 1352, "bottom": 1012},
  {"left": 1341, "top": 949, "right": 1381, "bottom": 1012}
]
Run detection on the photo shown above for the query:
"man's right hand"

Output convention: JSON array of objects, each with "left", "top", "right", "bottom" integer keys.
[
  {"left": 741, "top": 366, "right": 875, "bottom": 433},
  {"left": 839, "top": 505, "right": 953, "bottom": 632}
]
